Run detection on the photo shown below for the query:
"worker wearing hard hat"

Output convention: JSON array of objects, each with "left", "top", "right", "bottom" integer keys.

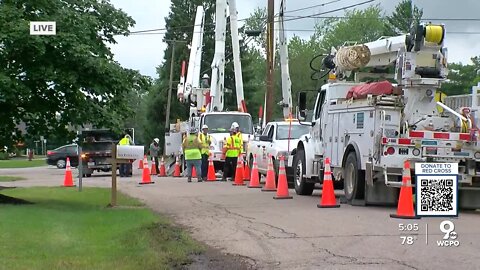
[
  {"left": 149, "top": 138, "right": 160, "bottom": 176},
  {"left": 198, "top": 125, "right": 212, "bottom": 181},
  {"left": 182, "top": 128, "right": 203, "bottom": 182},
  {"left": 231, "top": 122, "right": 244, "bottom": 154},
  {"left": 222, "top": 126, "right": 242, "bottom": 181},
  {"left": 118, "top": 134, "right": 133, "bottom": 177}
]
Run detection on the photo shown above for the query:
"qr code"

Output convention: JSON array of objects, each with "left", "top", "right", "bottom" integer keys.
[{"left": 416, "top": 175, "right": 458, "bottom": 216}]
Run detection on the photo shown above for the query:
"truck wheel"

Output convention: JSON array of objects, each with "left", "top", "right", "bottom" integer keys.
[
  {"left": 343, "top": 152, "right": 365, "bottom": 202},
  {"left": 293, "top": 149, "right": 314, "bottom": 195}
]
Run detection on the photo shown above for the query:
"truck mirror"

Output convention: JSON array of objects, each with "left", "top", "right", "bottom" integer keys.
[
  {"left": 298, "top": 92, "right": 307, "bottom": 120},
  {"left": 259, "top": 135, "right": 272, "bottom": 142}
]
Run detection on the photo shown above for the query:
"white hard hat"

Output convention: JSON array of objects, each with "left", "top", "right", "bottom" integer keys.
[
  {"left": 231, "top": 122, "right": 239, "bottom": 129},
  {"left": 202, "top": 74, "right": 209, "bottom": 79},
  {"left": 202, "top": 124, "right": 208, "bottom": 129},
  {"left": 154, "top": 138, "right": 159, "bottom": 143}
]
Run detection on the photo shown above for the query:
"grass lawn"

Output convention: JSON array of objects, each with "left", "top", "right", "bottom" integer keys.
[
  {"left": 0, "top": 176, "right": 26, "bottom": 182},
  {"left": 0, "top": 187, "right": 203, "bottom": 270},
  {"left": 0, "top": 159, "right": 46, "bottom": 168}
]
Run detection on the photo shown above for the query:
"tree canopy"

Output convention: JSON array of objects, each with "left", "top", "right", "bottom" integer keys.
[{"left": 0, "top": 0, "right": 151, "bottom": 149}]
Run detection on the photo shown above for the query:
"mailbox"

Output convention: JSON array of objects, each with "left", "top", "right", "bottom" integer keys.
[{"left": 116, "top": 145, "right": 144, "bottom": 160}]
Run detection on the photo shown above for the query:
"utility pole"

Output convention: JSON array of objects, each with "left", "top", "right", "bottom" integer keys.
[
  {"left": 265, "top": 0, "right": 275, "bottom": 123},
  {"left": 165, "top": 42, "right": 176, "bottom": 135}
]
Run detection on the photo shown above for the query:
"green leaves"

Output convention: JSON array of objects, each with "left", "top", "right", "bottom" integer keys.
[{"left": 0, "top": 0, "right": 149, "bottom": 148}]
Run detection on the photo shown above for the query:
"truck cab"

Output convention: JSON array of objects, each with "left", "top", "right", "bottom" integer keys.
[{"left": 198, "top": 112, "right": 254, "bottom": 170}]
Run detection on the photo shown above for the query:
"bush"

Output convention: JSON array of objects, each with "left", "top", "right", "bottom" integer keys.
[{"left": 0, "top": 152, "right": 9, "bottom": 160}]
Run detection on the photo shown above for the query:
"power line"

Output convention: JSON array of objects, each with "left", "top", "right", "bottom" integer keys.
[
  {"left": 282, "top": 0, "right": 376, "bottom": 22},
  {"left": 127, "top": 30, "right": 480, "bottom": 36},
  {"left": 282, "top": 0, "right": 343, "bottom": 14}
]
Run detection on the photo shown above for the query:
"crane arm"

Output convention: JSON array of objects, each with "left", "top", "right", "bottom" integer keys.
[
  {"left": 277, "top": 0, "right": 293, "bottom": 118},
  {"left": 209, "top": 0, "right": 227, "bottom": 112}
]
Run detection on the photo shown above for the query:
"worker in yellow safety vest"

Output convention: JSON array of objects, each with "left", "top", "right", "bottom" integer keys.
[
  {"left": 198, "top": 125, "right": 212, "bottom": 181},
  {"left": 222, "top": 127, "right": 242, "bottom": 181},
  {"left": 118, "top": 134, "right": 133, "bottom": 177},
  {"left": 231, "top": 122, "right": 244, "bottom": 153},
  {"left": 182, "top": 128, "right": 203, "bottom": 182}
]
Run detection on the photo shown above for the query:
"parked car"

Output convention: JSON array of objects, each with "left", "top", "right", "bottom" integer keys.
[{"left": 46, "top": 144, "right": 79, "bottom": 168}]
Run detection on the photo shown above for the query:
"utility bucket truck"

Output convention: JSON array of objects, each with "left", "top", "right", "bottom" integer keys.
[
  {"left": 293, "top": 23, "right": 480, "bottom": 209},
  {"left": 167, "top": 1, "right": 254, "bottom": 171}
]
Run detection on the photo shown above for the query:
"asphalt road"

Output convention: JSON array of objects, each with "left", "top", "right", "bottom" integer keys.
[{"left": 2, "top": 165, "right": 480, "bottom": 270}]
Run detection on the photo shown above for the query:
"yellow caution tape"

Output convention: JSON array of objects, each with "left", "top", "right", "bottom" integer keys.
[{"left": 425, "top": 25, "right": 444, "bottom": 44}]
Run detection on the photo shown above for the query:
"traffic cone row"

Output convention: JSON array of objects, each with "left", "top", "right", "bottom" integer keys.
[
  {"left": 390, "top": 161, "right": 419, "bottom": 219},
  {"left": 62, "top": 157, "right": 75, "bottom": 187}
]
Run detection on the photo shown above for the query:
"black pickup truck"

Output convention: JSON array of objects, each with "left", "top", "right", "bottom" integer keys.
[{"left": 78, "top": 129, "right": 119, "bottom": 177}]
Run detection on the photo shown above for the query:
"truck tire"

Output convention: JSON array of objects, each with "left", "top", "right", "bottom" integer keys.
[
  {"left": 293, "top": 149, "right": 314, "bottom": 195},
  {"left": 343, "top": 152, "right": 365, "bottom": 202}
]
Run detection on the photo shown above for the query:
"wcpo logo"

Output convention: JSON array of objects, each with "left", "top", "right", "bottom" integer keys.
[
  {"left": 437, "top": 220, "right": 460, "bottom": 247},
  {"left": 30, "top": 21, "right": 56, "bottom": 35}
]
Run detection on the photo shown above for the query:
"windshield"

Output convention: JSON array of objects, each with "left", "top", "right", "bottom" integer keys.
[
  {"left": 204, "top": 114, "right": 253, "bottom": 134},
  {"left": 276, "top": 125, "right": 310, "bottom": 140}
]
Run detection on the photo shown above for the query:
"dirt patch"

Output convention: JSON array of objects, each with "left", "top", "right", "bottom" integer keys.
[{"left": 184, "top": 246, "right": 257, "bottom": 270}]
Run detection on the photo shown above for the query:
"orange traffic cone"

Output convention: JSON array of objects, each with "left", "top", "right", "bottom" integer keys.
[
  {"left": 138, "top": 156, "right": 145, "bottom": 169},
  {"left": 192, "top": 166, "right": 197, "bottom": 178},
  {"left": 173, "top": 156, "right": 181, "bottom": 177},
  {"left": 63, "top": 157, "right": 75, "bottom": 187},
  {"left": 139, "top": 157, "right": 154, "bottom": 185},
  {"left": 317, "top": 157, "right": 340, "bottom": 208},
  {"left": 158, "top": 157, "right": 166, "bottom": 177},
  {"left": 274, "top": 156, "right": 292, "bottom": 199},
  {"left": 244, "top": 159, "right": 250, "bottom": 181},
  {"left": 233, "top": 155, "right": 245, "bottom": 186},
  {"left": 262, "top": 155, "right": 276, "bottom": 192},
  {"left": 150, "top": 161, "right": 158, "bottom": 175},
  {"left": 390, "top": 161, "right": 420, "bottom": 219},
  {"left": 248, "top": 154, "right": 261, "bottom": 188},
  {"left": 207, "top": 154, "right": 217, "bottom": 181}
]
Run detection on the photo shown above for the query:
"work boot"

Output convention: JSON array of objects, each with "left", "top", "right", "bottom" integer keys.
[
  {"left": 221, "top": 177, "right": 227, "bottom": 182},
  {"left": 198, "top": 178, "right": 203, "bottom": 182},
  {"left": 188, "top": 177, "right": 192, "bottom": 183}
]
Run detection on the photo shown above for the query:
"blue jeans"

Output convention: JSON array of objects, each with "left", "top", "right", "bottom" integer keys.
[{"left": 186, "top": 159, "right": 202, "bottom": 179}]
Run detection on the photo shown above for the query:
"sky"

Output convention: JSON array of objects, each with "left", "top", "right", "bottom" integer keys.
[{"left": 109, "top": 0, "right": 480, "bottom": 78}]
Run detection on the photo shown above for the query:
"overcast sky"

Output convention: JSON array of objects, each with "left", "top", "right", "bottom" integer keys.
[{"left": 109, "top": 0, "right": 480, "bottom": 78}]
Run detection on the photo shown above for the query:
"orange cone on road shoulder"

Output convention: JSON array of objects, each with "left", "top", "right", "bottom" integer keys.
[
  {"left": 317, "top": 158, "right": 339, "bottom": 208},
  {"left": 139, "top": 156, "right": 154, "bottom": 185},
  {"left": 63, "top": 157, "right": 75, "bottom": 187},
  {"left": 159, "top": 157, "right": 166, "bottom": 177},
  {"left": 248, "top": 154, "right": 261, "bottom": 188},
  {"left": 390, "top": 161, "right": 420, "bottom": 219},
  {"left": 233, "top": 155, "right": 245, "bottom": 186},
  {"left": 262, "top": 156, "right": 276, "bottom": 192},
  {"left": 173, "top": 156, "right": 181, "bottom": 177},
  {"left": 207, "top": 154, "right": 217, "bottom": 181},
  {"left": 192, "top": 166, "right": 197, "bottom": 178},
  {"left": 274, "top": 156, "right": 292, "bottom": 199}
]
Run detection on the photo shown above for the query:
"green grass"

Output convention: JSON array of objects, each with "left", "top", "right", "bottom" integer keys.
[
  {"left": 0, "top": 159, "right": 46, "bottom": 168},
  {"left": 0, "top": 176, "right": 26, "bottom": 182},
  {"left": 0, "top": 187, "right": 203, "bottom": 270}
]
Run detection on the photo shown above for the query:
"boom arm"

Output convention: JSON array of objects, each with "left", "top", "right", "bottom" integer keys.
[
  {"left": 228, "top": 0, "right": 246, "bottom": 112},
  {"left": 209, "top": 0, "right": 227, "bottom": 112},
  {"left": 277, "top": 0, "right": 293, "bottom": 118}
]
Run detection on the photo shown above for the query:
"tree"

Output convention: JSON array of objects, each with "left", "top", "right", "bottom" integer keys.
[
  {"left": 385, "top": 0, "right": 423, "bottom": 35},
  {"left": 314, "top": 5, "right": 388, "bottom": 53},
  {"left": 441, "top": 57, "right": 480, "bottom": 96},
  {"left": 0, "top": 0, "right": 151, "bottom": 149}
]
